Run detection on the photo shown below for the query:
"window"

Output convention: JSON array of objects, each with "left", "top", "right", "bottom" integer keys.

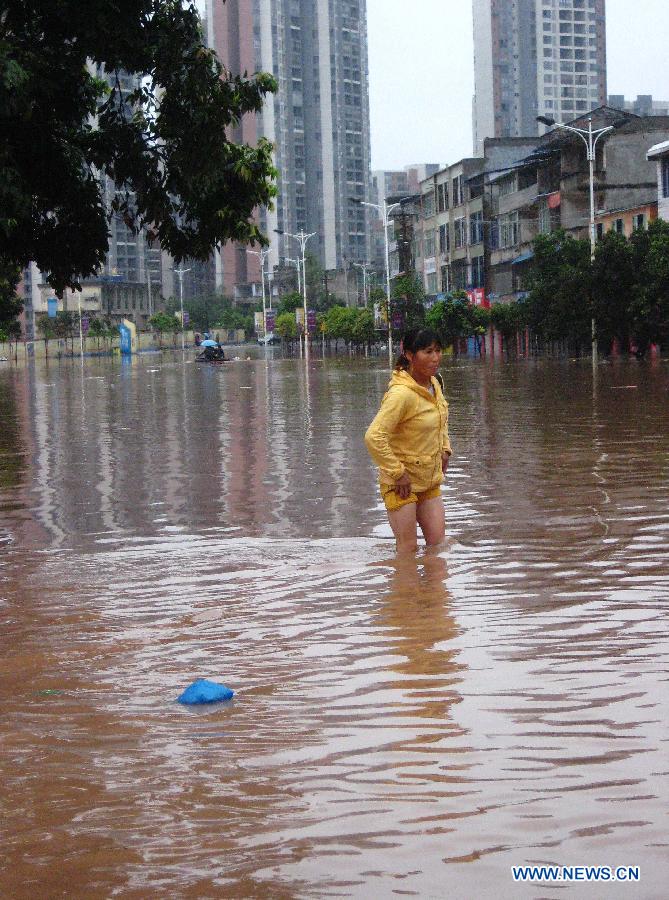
[
  {"left": 633, "top": 213, "right": 645, "bottom": 230},
  {"left": 662, "top": 158, "right": 669, "bottom": 198},
  {"left": 539, "top": 202, "right": 551, "bottom": 234},
  {"left": 437, "top": 182, "right": 449, "bottom": 212},
  {"left": 424, "top": 229, "right": 436, "bottom": 257},
  {"left": 470, "top": 211, "right": 484, "bottom": 245},
  {"left": 423, "top": 191, "right": 435, "bottom": 218},
  {"left": 499, "top": 174, "right": 517, "bottom": 196},
  {"left": 452, "top": 261, "right": 468, "bottom": 291},
  {"left": 471, "top": 255, "right": 485, "bottom": 288},
  {"left": 452, "top": 175, "right": 464, "bottom": 207},
  {"left": 596, "top": 222, "right": 604, "bottom": 240},
  {"left": 614, "top": 218, "right": 624, "bottom": 235},
  {"left": 439, "top": 223, "right": 449, "bottom": 254},
  {"left": 499, "top": 212, "right": 519, "bottom": 248},
  {"left": 426, "top": 272, "right": 438, "bottom": 293},
  {"left": 454, "top": 217, "right": 466, "bottom": 248}
]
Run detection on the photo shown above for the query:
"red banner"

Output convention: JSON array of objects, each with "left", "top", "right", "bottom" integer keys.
[{"left": 466, "top": 288, "right": 489, "bottom": 308}]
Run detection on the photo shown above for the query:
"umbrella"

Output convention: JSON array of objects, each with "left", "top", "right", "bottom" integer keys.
[{"left": 200, "top": 339, "right": 218, "bottom": 347}]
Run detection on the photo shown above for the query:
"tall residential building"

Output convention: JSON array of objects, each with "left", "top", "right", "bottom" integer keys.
[
  {"left": 473, "top": 0, "right": 607, "bottom": 154},
  {"left": 92, "top": 64, "right": 176, "bottom": 299},
  {"left": 206, "top": 0, "right": 373, "bottom": 297}
]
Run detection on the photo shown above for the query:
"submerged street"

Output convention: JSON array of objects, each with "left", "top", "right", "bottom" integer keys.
[{"left": 1, "top": 353, "right": 668, "bottom": 897}]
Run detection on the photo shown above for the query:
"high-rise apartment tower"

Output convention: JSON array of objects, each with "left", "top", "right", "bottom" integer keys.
[
  {"left": 472, "top": 0, "right": 607, "bottom": 154},
  {"left": 207, "top": 0, "right": 373, "bottom": 296}
]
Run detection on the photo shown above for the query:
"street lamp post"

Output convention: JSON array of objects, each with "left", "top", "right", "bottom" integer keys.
[
  {"left": 285, "top": 256, "right": 302, "bottom": 295},
  {"left": 173, "top": 266, "right": 191, "bottom": 352},
  {"left": 275, "top": 229, "right": 317, "bottom": 360},
  {"left": 247, "top": 247, "right": 272, "bottom": 337},
  {"left": 352, "top": 261, "right": 372, "bottom": 307},
  {"left": 77, "top": 292, "right": 84, "bottom": 359},
  {"left": 146, "top": 263, "right": 153, "bottom": 319},
  {"left": 349, "top": 197, "right": 400, "bottom": 367},
  {"left": 537, "top": 115, "right": 613, "bottom": 365}
]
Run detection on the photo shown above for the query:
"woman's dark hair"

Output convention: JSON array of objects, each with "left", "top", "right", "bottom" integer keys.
[{"left": 395, "top": 328, "right": 442, "bottom": 370}]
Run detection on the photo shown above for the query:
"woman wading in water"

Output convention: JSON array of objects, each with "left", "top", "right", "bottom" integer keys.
[{"left": 365, "top": 328, "right": 452, "bottom": 554}]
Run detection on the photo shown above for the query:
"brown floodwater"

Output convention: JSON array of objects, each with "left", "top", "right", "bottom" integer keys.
[{"left": 1, "top": 351, "right": 668, "bottom": 898}]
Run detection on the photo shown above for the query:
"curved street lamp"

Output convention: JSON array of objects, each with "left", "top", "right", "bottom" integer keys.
[
  {"left": 349, "top": 196, "right": 400, "bottom": 367},
  {"left": 275, "top": 229, "right": 317, "bottom": 360},
  {"left": 537, "top": 114, "right": 614, "bottom": 365},
  {"left": 246, "top": 247, "right": 272, "bottom": 337}
]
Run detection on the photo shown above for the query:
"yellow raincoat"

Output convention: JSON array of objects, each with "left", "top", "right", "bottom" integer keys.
[{"left": 364, "top": 369, "right": 452, "bottom": 492}]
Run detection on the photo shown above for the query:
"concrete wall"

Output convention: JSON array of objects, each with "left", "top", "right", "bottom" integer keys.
[{"left": 0, "top": 330, "right": 249, "bottom": 363}]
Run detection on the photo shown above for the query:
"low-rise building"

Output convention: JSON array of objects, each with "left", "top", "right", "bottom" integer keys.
[
  {"left": 415, "top": 138, "right": 537, "bottom": 303},
  {"left": 646, "top": 140, "right": 669, "bottom": 221},
  {"left": 594, "top": 202, "right": 657, "bottom": 239},
  {"left": 485, "top": 108, "right": 668, "bottom": 301},
  {"left": 37, "top": 279, "right": 162, "bottom": 329}
]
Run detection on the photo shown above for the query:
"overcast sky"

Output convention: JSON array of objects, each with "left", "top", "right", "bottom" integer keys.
[{"left": 367, "top": 0, "right": 669, "bottom": 170}]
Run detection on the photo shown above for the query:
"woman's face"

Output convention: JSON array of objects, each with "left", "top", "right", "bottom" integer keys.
[{"left": 407, "top": 342, "right": 442, "bottom": 381}]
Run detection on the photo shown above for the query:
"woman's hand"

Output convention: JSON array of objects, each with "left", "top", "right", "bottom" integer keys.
[
  {"left": 442, "top": 452, "right": 450, "bottom": 474},
  {"left": 394, "top": 472, "right": 412, "bottom": 499}
]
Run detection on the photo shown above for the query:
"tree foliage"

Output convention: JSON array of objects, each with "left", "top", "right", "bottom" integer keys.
[
  {"left": 629, "top": 218, "right": 669, "bottom": 352},
  {"left": 489, "top": 300, "right": 526, "bottom": 337},
  {"left": 275, "top": 311, "right": 298, "bottom": 342},
  {"left": 523, "top": 221, "right": 669, "bottom": 354},
  {"left": 426, "top": 291, "right": 489, "bottom": 347},
  {"left": 391, "top": 274, "right": 425, "bottom": 331},
  {"left": 524, "top": 230, "right": 592, "bottom": 347},
  {"left": 149, "top": 311, "right": 180, "bottom": 334},
  {"left": 277, "top": 292, "right": 303, "bottom": 315},
  {"left": 166, "top": 293, "right": 254, "bottom": 333},
  {"left": 591, "top": 231, "right": 635, "bottom": 351},
  {"left": 1, "top": 0, "right": 277, "bottom": 325}
]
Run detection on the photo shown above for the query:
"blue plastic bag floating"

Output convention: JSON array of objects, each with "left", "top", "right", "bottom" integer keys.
[{"left": 177, "top": 679, "right": 234, "bottom": 705}]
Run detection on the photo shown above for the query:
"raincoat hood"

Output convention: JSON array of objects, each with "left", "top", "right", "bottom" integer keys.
[{"left": 387, "top": 368, "right": 437, "bottom": 400}]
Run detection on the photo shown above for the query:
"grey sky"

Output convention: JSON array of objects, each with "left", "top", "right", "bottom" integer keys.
[{"left": 367, "top": 0, "right": 669, "bottom": 170}]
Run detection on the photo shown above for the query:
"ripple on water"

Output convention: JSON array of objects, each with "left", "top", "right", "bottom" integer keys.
[{"left": 0, "top": 357, "right": 668, "bottom": 897}]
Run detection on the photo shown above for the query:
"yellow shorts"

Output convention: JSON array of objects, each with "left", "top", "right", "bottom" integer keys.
[{"left": 381, "top": 483, "right": 442, "bottom": 512}]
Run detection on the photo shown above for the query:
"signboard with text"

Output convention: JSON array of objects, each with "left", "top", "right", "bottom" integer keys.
[
  {"left": 391, "top": 311, "right": 404, "bottom": 331},
  {"left": 47, "top": 298, "right": 58, "bottom": 318},
  {"left": 307, "top": 309, "right": 316, "bottom": 332},
  {"left": 265, "top": 309, "right": 275, "bottom": 332}
]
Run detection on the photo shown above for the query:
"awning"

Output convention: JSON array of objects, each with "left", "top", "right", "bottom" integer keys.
[
  {"left": 511, "top": 251, "right": 534, "bottom": 265},
  {"left": 647, "top": 140, "right": 669, "bottom": 160}
]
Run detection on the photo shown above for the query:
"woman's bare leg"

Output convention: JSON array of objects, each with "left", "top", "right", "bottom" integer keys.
[
  {"left": 387, "top": 503, "right": 419, "bottom": 554},
  {"left": 416, "top": 496, "right": 445, "bottom": 546}
]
